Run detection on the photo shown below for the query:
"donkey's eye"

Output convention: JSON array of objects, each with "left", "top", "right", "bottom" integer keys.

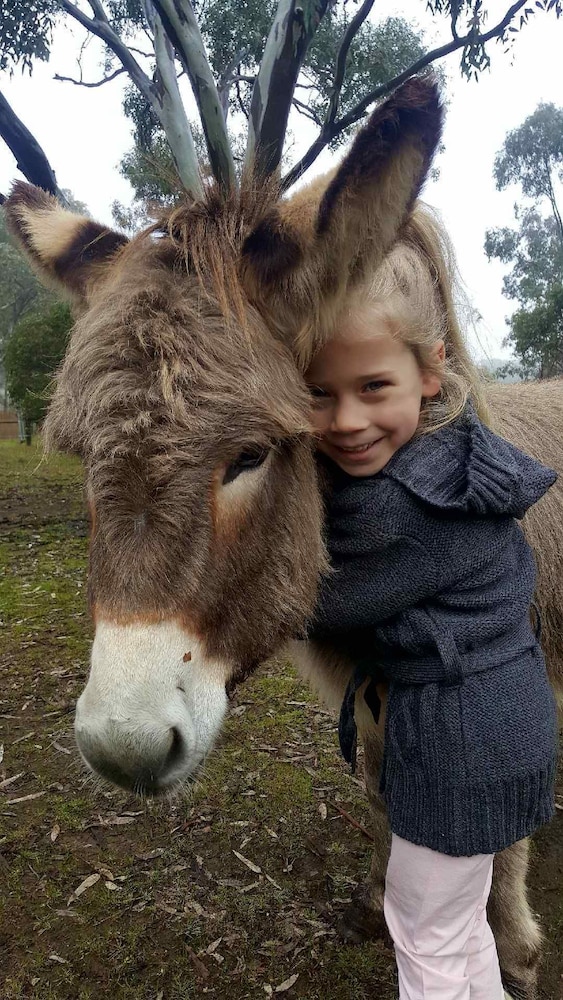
[{"left": 223, "top": 447, "right": 270, "bottom": 485}]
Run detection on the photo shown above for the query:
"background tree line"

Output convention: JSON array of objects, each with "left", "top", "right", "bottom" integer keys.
[{"left": 485, "top": 102, "right": 563, "bottom": 380}]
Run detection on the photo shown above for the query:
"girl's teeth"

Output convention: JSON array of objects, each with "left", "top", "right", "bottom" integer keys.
[{"left": 339, "top": 443, "right": 372, "bottom": 452}]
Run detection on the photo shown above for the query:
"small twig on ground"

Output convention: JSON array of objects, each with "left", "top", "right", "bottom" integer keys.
[{"left": 329, "top": 801, "right": 374, "bottom": 841}]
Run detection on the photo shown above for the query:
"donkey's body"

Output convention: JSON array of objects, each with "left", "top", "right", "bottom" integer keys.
[{"left": 5, "top": 78, "right": 561, "bottom": 1000}]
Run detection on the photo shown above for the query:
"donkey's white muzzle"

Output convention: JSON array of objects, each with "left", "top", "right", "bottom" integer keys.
[{"left": 74, "top": 621, "right": 229, "bottom": 793}]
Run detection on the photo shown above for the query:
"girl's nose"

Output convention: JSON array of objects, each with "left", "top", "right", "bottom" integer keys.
[{"left": 331, "top": 397, "right": 370, "bottom": 434}]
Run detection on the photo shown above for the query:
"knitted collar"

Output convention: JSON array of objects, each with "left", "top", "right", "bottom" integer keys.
[{"left": 381, "top": 404, "right": 556, "bottom": 517}]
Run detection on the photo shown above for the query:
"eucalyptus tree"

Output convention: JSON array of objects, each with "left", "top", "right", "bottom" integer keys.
[
  {"left": 0, "top": 0, "right": 560, "bottom": 200},
  {"left": 486, "top": 102, "right": 563, "bottom": 378}
]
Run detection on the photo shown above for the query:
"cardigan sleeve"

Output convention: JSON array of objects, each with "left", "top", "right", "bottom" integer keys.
[{"left": 310, "top": 528, "right": 439, "bottom": 638}]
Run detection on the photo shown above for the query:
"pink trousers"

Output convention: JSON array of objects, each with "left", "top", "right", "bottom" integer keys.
[{"left": 384, "top": 834, "right": 505, "bottom": 1000}]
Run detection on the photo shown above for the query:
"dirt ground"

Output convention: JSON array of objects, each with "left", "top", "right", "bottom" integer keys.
[{"left": 1, "top": 440, "right": 562, "bottom": 1000}]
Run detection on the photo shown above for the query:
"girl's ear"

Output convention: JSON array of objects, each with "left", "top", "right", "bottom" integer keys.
[
  {"left": 421, "top": 339, "right": 446, "bottom": 398},
  {"left": 3, "top": 182, "right": 128, "bottom": 307},
  {"left": 241, "top": 75, "right": 443, "bottom": 365}
]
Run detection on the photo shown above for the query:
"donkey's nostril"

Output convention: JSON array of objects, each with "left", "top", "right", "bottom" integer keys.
[{"left": 165, "top": 726, "right": 185, "bottom": 770}]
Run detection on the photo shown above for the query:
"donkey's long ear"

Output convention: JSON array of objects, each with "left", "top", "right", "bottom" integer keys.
[
  {"left": 3, "top": 182, "right": 128, "bottom": 305},
  {"left": 242, "top": 75, "right": 443, "bottom": 364}
]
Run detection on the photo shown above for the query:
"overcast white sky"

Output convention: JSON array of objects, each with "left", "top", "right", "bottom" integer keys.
[{"left": 1, "top": 1, "right": 562, "bottom": 362}]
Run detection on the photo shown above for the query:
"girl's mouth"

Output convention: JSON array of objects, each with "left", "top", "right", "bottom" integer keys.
[{"left": 331, "top": 438, "right": 384, "bottom": 460}]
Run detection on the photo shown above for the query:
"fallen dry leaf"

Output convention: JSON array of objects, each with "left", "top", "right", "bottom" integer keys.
[
  {"left": 263, "top": 873, "right": 282, "bottom": 891},
  {"left": 206, "top": 937, "right": 223, "bottom": 955},
  {"left": 136, "top": 849, "right": 165, "bottom": 861},
  {"left": 50, "top": 823, "right": 60, "bottom": 843},
  {"left": 275, "top": 973, "right": 299, "bottom": 993},
  {"left": 48, "top": 954, "right": 68, "bottom": 964},
  {"left": 187, "top": 946, "right": 209, "bottom": 979},
  {"left": 68, "top": 872, "right": 100, "bottom": 905},
  {"left": 233, "top": 850, "right": 261, "bottom": 874},
  {"left": 0, "top": 772, "right": 25, "bottom": 791},
  {"left": 7, "top": 790, "right": 46, "bottom": 805},
  {"left": 318, "top": 802, "right": 328, "bottom": 820},
  {"left": 239, "top": 880, "right": 262, "bottom": 893}
]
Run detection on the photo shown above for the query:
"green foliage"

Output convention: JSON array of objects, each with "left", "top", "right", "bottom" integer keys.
[
  {"left": 505, "top": 283, "right": 563, "bottom": 379},
  {"left": 493, "top": 103, "right": 563, "bottom": 204},
  {"left": 484, "top": 208, "right": 563, "bottom": 307},
  {"left": 4, "top": 300, "right": 72, "bottom": 424},
  {"left": 0, "top": 0, "right": 57, "bottom": 74},
  {"left": 199, "top": 0, "right": 277, "bottom": 91},
  {"left": 486, "top": 102, "right": 563, "bottom": 378}
]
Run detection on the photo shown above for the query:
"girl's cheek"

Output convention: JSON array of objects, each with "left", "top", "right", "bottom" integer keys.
[{"left": 310, "top": 409, "right": 331, "bottom": 434}]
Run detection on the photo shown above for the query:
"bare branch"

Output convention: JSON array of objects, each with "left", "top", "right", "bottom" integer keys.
[
  {"left": 245, "top": 0, "right": 331, "bottom": 179},
  {"left": 218, "top": 46, "right": 252, "bottom": 92},
  {"left": 326, "top": 0, "right": 375, "bottom": 126},
  {"left": 53, "top": 67, "right": 126, "bottom": 87},
  {"left": 217, "top": 48, "right": 251, "bottom": 120},
  {"left": 58, "top": 0, "right": 203, "bottom": 196},
  {"left": 152, "top": 0, "right": 236, "bottom": 191},
  {"left": 235, "top": 79, "right": 249, "bottom": 121},
  {"left": 282, "top": 0, "right": 528, "bottom": 191},
  {"left": 58, "top": 0, "right": 157, "bottom": 95},
  {"left": 292, "top": 96, "right": 323, "bottom": 127},
  {"left": 229, "top": 75, "right": 255, "bottom": 86}
]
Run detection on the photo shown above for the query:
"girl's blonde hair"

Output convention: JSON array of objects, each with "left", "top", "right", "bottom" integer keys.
[{"left": 345, "top": 203, "right": 489, "bottom": 433}]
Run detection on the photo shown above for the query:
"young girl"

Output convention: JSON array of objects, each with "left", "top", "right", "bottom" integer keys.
[{"left": 305, "top": 205, "right": 559, "bottom": 1000}]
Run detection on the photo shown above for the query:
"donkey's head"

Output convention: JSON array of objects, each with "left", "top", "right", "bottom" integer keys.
[{"left": 4, "top": 76, "right": 442, "bottom": 794}]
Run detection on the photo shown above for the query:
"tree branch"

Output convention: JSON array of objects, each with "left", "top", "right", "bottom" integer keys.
[
  {"left": 142, "top": 0, "right": 203, "bottom": 197},
  {"left": 282, "top": 0, "right": 528, "bottom": 191},
  {"left": 152, "top": 0, "right": 236, "bottom": 191},
  {"left": 0, "top": 90, "right": 60, "bottom": 196},
  {"left": 245, "top": 0, "right": 331, "bottom": 179},
  {"left": 57, "top": 0, "right": 202, "bottom": 196},
  {"left": 217, "top": 46, "right": 252, "bottom": 119},
  {"left": 235, "top": 79, "right": 249, "bottom": 121},
  {"left": 326, "top": 0, "right": 376, "bottom": 127},
  {"left": 58, "top": 0, "right": 159, "bottom": 101},
  {"left": 292, "top": 96, "right": 323, "bottom": 127},
  {"left": 543, "top": 155, "right": 563, "bottom": 245},
  {"left": 53, "top": 67, "right": 126, "bottom": 87}
]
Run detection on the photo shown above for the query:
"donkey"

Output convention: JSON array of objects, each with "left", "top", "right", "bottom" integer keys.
[{"left": 5, "top": 77, "right": 562, "bottom": 1000}]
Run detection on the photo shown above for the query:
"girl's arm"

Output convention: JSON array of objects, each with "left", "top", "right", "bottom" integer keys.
[{"left": 310, "top": 530, "right": 438, "bottom": 637}]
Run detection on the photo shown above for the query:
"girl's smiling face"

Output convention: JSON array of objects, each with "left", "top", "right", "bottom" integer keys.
[{"left": 306, "top": 315, "right": 444, "bottom": 477}]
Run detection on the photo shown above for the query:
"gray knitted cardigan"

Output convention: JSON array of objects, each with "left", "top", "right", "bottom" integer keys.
[{"left": 310, "top": 405, "right": 559, "bottom": 857}]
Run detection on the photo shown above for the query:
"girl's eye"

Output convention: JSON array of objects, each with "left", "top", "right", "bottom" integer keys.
[
  {"left": 362, "top": 380, "right": 387, "bottom": 393},
  {"left": 308, "top": 386, "right": 332, "bottom": 408},
  {"left": 223, "top": 447, "right": 270, "bottom": 485}
]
